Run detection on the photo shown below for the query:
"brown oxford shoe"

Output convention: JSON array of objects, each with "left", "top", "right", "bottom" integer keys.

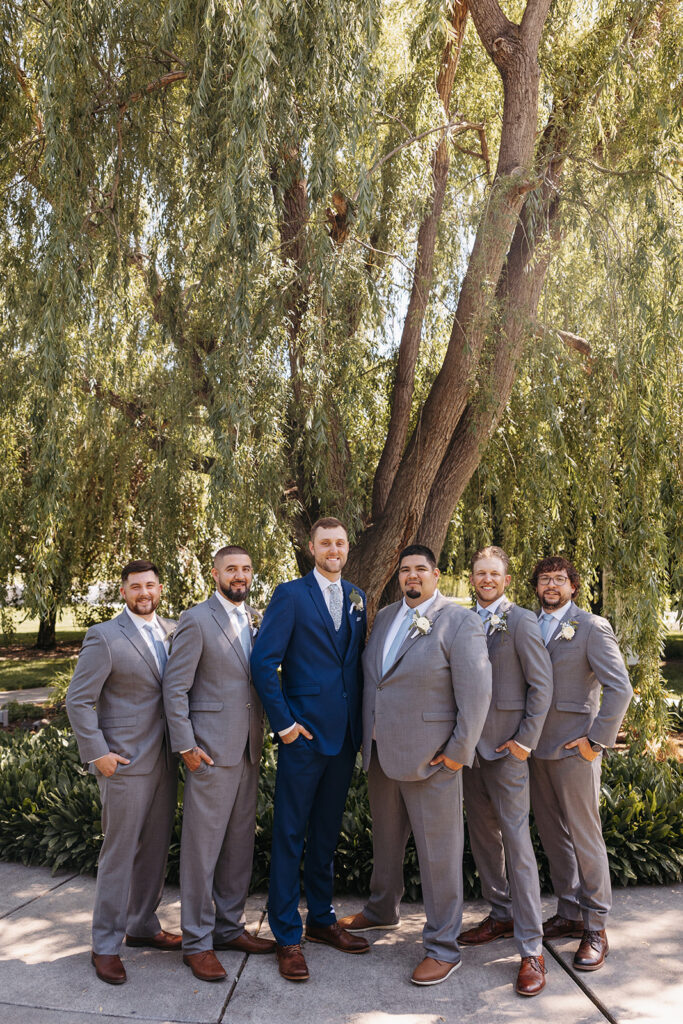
[
  {"left": 542, "top": 913, "right": 584, "bottom": 939},
  {"left": 410, "top": 956, "right": 461, "bottom": 986},
  {"left": 573, "top": 929, "right": 609, "bottom": 971},
  {"left": 183, "top": 950, "right": 227, "bottom": 982},
  {"left": 305, "top": 921, "right": 370, "bottom": 953},
  {"left": 336, "top": 911, "right": 400, "bottom": 932},
  {"left": 276, "top": 943, "right": 310, "bottom": 981},
  {"left": 125, "top": 929, "right": 182, "bottom": 951},
  {"left": 459, "top": 914, "right": 514, "bottom": 945},
  {"left": 91, "top": 952, "right": 126, "bottom": 985},
  {"left": 214, "top": 931, "right": 277, "bottom": 954},
  {"left": 516, "top": 954, "right": 547, "bottom": 996}
]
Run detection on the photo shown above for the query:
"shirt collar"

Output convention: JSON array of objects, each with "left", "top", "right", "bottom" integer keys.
[
  {"left": 214, "top": 589, "right": 245, "bottom": 616},
  {"left": 125, "top": 605, "right": 162, "bottom": 633},
  {"left": 476, "top": 595, "right": 505, "bottom": 617},
  {"left": 313, "top": 567, "right": 342, "bottom": 593},
  {"left": 400, "top": 590, "right": 439, "bottom": 619},
  {"left": 545, "top": 601, "right": 572, "bottom": 621}
]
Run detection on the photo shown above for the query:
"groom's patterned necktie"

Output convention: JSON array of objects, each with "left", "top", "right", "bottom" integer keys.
[{"left": 328, "top": 584, "right": 343, "bottom": 631}]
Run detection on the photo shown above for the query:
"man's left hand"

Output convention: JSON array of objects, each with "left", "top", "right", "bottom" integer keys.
[
  {"left": 495, "top": 739, "right": 529, "bottom": 761},
  {"left": 430, "top": 753, "right": 463, "bottom": 772},
  {"left": 565, "top": 735, "right": 600, "bottom": 761}
]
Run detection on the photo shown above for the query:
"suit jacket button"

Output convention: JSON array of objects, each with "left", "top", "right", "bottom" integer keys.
[{"left": 246, "top": 703, "right": 251, "bottom": 708}]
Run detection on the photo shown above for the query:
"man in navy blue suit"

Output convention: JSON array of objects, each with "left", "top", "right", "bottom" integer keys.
[{"left": 251, "top": 517, "right": 370, "bottom": 981}]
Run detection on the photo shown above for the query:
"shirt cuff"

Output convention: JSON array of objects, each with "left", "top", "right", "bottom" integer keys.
[
  {"left": 515, "top": 741, "right": 531, "bottom": 752},
  {"left": 278, "top": 723, "right": 297, "bottom": 737}
]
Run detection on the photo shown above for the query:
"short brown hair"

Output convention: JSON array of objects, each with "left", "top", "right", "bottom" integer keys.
[
  {"left": 121, "top": 559, "right": 159, "bottom": 582},
  {"left": 530, "top": 555, "right": 580, "bottom": 596},
  {"left": 470, "top": 545, "right": 510, "bottom": 573},
  {"left": 213, "top": 545, "right": 251, "bottom": 567},
  {"left": 310, "top": 517, "right": 347, "bottom": 540}
]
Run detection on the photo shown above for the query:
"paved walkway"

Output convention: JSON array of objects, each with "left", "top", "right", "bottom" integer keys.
[{"left": 0, "top": 863, "right": 680, "bottom": 1024}]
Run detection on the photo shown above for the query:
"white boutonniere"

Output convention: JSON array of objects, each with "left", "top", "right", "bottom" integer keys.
[
  {"left": 164, "top": 628, "right": 176, "bottom": 647},
  {"left": 558, "top": 620, "right": 579, "bottom": 641},
  {"left": 349, "top": 589, "right": 364, "bottom": 614},
  {"left": 250, "top": 611, "right": 262, "bottom": 637},
  {"left": 487, "top": 611, "right": 508, "bottom": 634},
  {"left": 411, "top": 613, "right": 432, "bottom": 637}
]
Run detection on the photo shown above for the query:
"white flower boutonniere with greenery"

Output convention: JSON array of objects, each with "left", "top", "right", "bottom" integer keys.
[
  {"left": 487, "top": 610, "right": 509, "bottom": 634},
  {"left": 349, "top": 589, "right": 364, "bottom": 614},
  {"left": 411, "top": 613, "right": 432, "bottom": 637},
  {"left": 558, "top": 620, "right": 579, "bottom": 641},
  {"left": 250, "top": 611, "right": 262, "bottom": 637}
]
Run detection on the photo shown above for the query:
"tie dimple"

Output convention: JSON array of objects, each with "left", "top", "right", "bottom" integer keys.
[
  {"left": 382, "top": 607, "right": 414, "bottom": 675},
  {"left": 328, "top": 584, "right": 343, "bottom": 631}
]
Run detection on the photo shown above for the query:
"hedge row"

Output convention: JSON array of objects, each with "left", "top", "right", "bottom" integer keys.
[{"left": 1, "top": 727, "right": 682, "bottom": 897}]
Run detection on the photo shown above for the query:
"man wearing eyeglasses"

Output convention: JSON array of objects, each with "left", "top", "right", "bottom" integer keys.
[{"left": 529, "top": 556, "right": 632, "bottom": 972}]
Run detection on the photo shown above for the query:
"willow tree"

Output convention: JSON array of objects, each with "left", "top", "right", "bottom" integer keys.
[{"left": 1, "top": 0, "right": 682, "bottom": 729}]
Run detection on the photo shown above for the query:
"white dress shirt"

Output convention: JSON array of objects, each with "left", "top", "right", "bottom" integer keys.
[
  {"left": 124, "top": 606, "right": 166, "bottom": 673},
  {"left": 477, "top": 596, "right": 530, "bottom": 753},
  {"left": 313, "top": 566, "right": 343, "bottom": 613},
  {"left": 382, "top": 591, "right": 439, "bottom": 665}
]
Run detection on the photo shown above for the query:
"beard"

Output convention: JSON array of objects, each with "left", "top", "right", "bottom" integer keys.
[
  {"left": 540, "top": 591, "right": 563, "bottom": 610},
  {"left": 404, "top": 587, "right": 421, "bottom": 600},
  {"left": 218, "top": 580, "right": 250, "bottom": 602},
  {"left": 127, "top": 594, "right": 161, "bottom": 615}
]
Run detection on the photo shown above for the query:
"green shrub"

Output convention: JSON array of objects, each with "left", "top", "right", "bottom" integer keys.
[
  {"left": 668, "top": 699, "right": 683, "bottom": 733},
  {"left": 1, "top": 727, "right": 682, "bottom": 898}
]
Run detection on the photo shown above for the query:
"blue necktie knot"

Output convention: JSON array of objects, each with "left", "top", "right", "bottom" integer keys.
[{"left": 144, "top": 623, "right": 168, "bottom": 673}]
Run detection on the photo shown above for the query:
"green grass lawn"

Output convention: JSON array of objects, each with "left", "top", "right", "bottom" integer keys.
[{"left": 0, "top": 656, "right": 78, "bottom": 692}]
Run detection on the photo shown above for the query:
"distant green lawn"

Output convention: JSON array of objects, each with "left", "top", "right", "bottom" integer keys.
[{"left": 0, "top": 656, "right": 77, "bottom": 692}]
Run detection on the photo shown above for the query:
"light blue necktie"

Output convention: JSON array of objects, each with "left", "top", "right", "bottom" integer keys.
[
  {"left": 478, "top": 607, "right": 490, "bottom": 634},
  {"left": 144, "top": 624, "right": 168, "bottom": 674},
  {"left": 540, "top": 612, "right": 555, "bottom": 645},
  {"left": 234, "top": 608, "right": 252, "bottom": 661},
  {"left": 383, "top": 608, "right": 414, "bottom": 674}
]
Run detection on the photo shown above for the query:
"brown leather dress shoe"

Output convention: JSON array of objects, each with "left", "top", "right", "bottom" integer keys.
[
  {"left": 276, "top": 943, "right": 310, "bottom": 981},
  {"left": 336, "top": 911, "right": 400, "bottom": 932},
  {"left": 125, "top": 929, "right": 182, "bottom": 950},
  {"left": 542, "top": 913, "right": 584, "bottom": 939},
  {"left": 459, "top": 915, "right": 514, "bottom": 945},
  {"left": 516, "top": 954, "right": 547, "bottom": 996},
  {"left": 304, "top": 921, "right": 370, "bottom": 953},
  {"left": 182, "top": 950, "right": 227, "bottom": 982},
  {"left": 573, "top": 929, "right": 609, "bottom": 971},
  {"left": 91, "top": 952, "right": 126, "bottom": 985},
  {"left": 410, "top": 956, "right": 461, "bottom": 986},
  {"left": 214, "top": 931, "right": 277, "bottom": 954}
]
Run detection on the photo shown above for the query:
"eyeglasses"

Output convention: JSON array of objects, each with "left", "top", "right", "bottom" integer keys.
[{"left": 537, "top": 575, "right": 569, "bottom": 586}]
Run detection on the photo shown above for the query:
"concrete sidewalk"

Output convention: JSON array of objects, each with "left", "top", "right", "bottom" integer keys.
[{"left": 0, "top": 863, "right": 680, "bottom": 1024}]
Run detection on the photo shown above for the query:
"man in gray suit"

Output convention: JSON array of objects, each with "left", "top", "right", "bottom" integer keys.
[
  {"left": 459, "top": 546, "right": 553, "bottom": 996},
  {"left": 529, "top": 555, "right": 632, "bottom": 971},
  {"left": 67, "top": 559, "right": 180, "bottom": 986},
  {"left": 338, "top": 545, "right": 491, "bottom": 985},
  {"left": 163, "top": 545, "right": 275, "bottom": 983}
]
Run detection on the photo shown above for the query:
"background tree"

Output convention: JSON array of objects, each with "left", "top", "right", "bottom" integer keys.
[{"left": 1, "top": 1, "right": 681, "bottom": 744}]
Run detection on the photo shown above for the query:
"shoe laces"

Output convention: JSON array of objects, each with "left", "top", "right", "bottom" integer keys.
[{"left": 522, "top": 955, "right": 547, "bottom": 974}]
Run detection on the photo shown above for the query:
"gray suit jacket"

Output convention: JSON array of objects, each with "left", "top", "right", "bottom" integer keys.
[
  {"left": 534, "top": 601, "right": 633, "bottom": 759},
  {"left": 66, "top": 610, "right": 175, "bottom": 774},
  {"left": 476, "top": 598, "right": 553, "bottom": 760},
  {"left": 362, "top": 594, "right": 492, "bottom": 781},
  {"left": 162, "top": 594, "right": 264, "bottom": 766}
]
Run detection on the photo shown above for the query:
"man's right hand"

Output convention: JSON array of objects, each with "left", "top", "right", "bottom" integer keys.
[
  {"left": 181, "top": 746, "right": 215, "bottom": 771},
  {"left": 93, "top": 752, "right": 130, "bottom": 777},
  {"left": 280, "top": 723, "right": 314, "bottom": 744}
]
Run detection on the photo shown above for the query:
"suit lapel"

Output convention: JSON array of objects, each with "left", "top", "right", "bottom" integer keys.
[
  {"left": 546, "top": 601, "right": 576, "bottom": 655},
  {"left": 385, "top": 595, "right": 446, "bottom": 676},
  {"left": 486, "top": 597, "right": 512, "bottom": 655},
  {"left": 373, "top": 601, "right": 401, "bottom": 680},
  {"left": 208, "top": 594, "right": 249, "bottom": 672},
  {"left": 119, "top": 611, "right": 161, "bottom": 683},
  {"left": 305, "top": 573, "right": 342, "bottom": 660}
]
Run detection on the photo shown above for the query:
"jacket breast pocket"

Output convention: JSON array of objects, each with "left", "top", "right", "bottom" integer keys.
[
  {"left": 189, "top": 701, "right": 224, "bottom": 712},
  {"left": 496, "top": 700, "right": 525, "bottom": 711},
  {"left": 555, "top": 701, "right": 591, "bottom": 713},
  {"left": 422, "top": 711, "right": 457, "bottom": 722}
]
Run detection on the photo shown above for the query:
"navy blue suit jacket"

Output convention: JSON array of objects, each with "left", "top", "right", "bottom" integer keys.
[{"left": 250, "top": 572, "right": 366, "bottom": 755}]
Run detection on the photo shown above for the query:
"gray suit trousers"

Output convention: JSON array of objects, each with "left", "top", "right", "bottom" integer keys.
[
  {"left": 363, "top": 746, "right": 464, "bottom": 961},
  {"left": 530, "top": 754, "right": 611, "bottom": 930},
  {"left": 180, "top": 751, "right": 260, "bottom": 953},
  {"left": 93, "top": 748, "right": 177, "bottom": 954},
  {"left": 463, "top": 754, "right": 542, "bottom": 956}
]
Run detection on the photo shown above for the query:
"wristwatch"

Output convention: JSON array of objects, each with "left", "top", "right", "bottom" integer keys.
[{"left": 589, "top": 741, "right": 603, "bottom": 753}]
